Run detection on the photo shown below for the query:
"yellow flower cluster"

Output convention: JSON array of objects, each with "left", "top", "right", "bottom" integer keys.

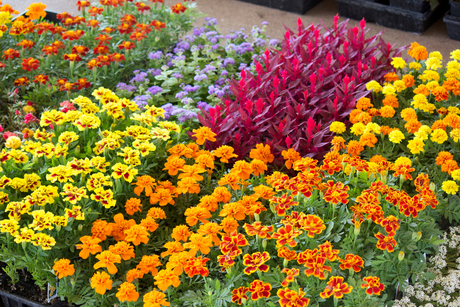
[
  {"left": 0, "top": 88, "right": 180, "bottom": 250},
  {"left": 339, "top": 45, "right": 460, "bottom": 196}
]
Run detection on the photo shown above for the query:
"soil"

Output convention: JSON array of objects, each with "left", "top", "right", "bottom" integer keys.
[{"left": 0, "top": 262, "right": 61, "bottom": 306}]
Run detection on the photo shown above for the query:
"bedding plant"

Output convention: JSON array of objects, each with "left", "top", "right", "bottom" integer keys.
[
  {"left": 35, "top": 126, "right": 444, "bottom": 306},
  {"left": 199, "top": 16, "right": 406, "bottom": 166},
  {"left": 0, "top": 0, "right": 199, "bottom": 131},
  {"left": 115, "top": 18, "right": 277, "bottom": 122},
  {"left": 332, "top": 45, "right": 460, "bottom": 227},
  {"left": 0, "top": 87, "right": 182, "bottom": 304}
]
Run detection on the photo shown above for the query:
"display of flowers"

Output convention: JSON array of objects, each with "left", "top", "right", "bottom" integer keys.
[
  {"left": 331, "top": 45, "right": 460, "bottom": 224},
  {"left": 0, "top": 0, "right": 459, "bottom": 305},
  {"left": 115, "top": 18, "right": 275, "bottom": 122},
  {"left": 0, "top": 0, "right": 199, "bottom": 114}
]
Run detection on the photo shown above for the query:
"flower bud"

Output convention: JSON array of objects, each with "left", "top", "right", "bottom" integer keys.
[
  {"left": 71, "top": 278, "right": 76, "bottom": 286},
  {"left": 283, "top": 259, "right": 288, "bottom": 268},
  {"left": 429, "top": 182, "right": 436, "bottom": 192},
  {"left": 398, "top": 251, "right": 405, "bottom": 261},
  {"left": 78, "top": 224, "right": 83, "bottom": 231},
  {"left": 226, "top": 267, "right": 232, "bottom": 275},
  {"left": 75, "top": 145, "right": 80, "bottom": 154},
  {"left": 254, "top": 213, "right": 260, "bottom": 222},
  {"left": 412, "top": 231, "right": 422, "bottom": 241},
  {"left": 22, "top": 241, "right": 27, "bottom": 250},
  {"left": 208, "top": 290, "right": 213, "bottom": 296},
  {"left": 56, "top": 225, "right": 61, "bottom": 232}
]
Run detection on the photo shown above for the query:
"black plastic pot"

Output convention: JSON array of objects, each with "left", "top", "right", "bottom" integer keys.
[
  {"left": 451, "top": 0, "right": 460, "bottom": 16},
  {"left": 444, "top": 11, "right": 460, "bottom": 40},
  {"left": 389, "top": 0, "right": 430, "bottom": 12},
  {"left": 13, "top": 10, "right": 60, "bottom": 24},
  {"left": 0, "top": 289, "right": 65, "bottom": 307},
  {"left": 337, "top": 0, "right": 449, "bottom": 34},
  {"left": 235, "top": 0, "right": 323, "bottom": 14}
]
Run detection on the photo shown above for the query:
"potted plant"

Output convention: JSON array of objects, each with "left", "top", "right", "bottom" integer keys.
[{"left": 235, "top": 0, "right": 323, "bottom": 14}]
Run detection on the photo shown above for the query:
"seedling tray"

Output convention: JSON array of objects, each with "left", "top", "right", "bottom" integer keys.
[
  {"left": 236, "top": 0, "right": 323, "bottom": 14},
  {"left": 444, "top": 11, "right": 460, "bottom": 40},
  {"left": 337, "top": 0, "right": 449, "bottom": 34}
]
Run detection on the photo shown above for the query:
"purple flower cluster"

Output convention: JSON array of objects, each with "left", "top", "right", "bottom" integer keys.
[
  {"left": 117, "top": 82, "right": 137, "bottom": 93},
  {"left": 162, "top": 103, "right": 198, "bottom": 122},
  {"left": 133, "top": 94, "right": 151, "bottom": 109}
]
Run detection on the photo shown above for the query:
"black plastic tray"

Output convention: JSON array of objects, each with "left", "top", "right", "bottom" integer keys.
[
  {"left": 389, "top": 0, "right": 430, "bottom": 12},
  {"left": 235, "top": 0, "right": 323, "bottom": 14},
  {"left": 337, "top": 0, "right": 449, "bottom": 34},
  {"left": 444, "top": 11, "right": 460, "bottom": 40},
  {"left": 451, "top": 0, "right": 460, "bottom": 16},
  {"left": 0, "top": 289, "right": 65, "bottom": 307}
]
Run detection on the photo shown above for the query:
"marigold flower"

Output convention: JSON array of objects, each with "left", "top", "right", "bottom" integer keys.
[
  {"left": 177, "top": 177, "right": 200, "bottom": 194},
  {"left": 137, "top": 255, "right": 161, "bottom": 275},
  {"left": 171, "top": 3, "right": 187, "bottom": 13},
  {"left": 125, "top": 225, "right": 149, "bottom": 246},
  {"left": 94, "top": 250, "right": 121, "bottom": 274},
  {"left": 243, "top": 251, "right": 270, "bottom": 275},
  {"left": 183, "top": 233, "right": 213, "bottom": 256},
  {"left": 154, "top": 269, "right": 180, "bottom": 292},
  {"left": 26, "top": 2, "right": 47, "bottom": 20},
  {"left": 109, "top": 241, "right": 135, "bottom": 261},
  {"left": 220, "top": 231, "right": 249, "bottom": 257},
  {"left": 171, "top": 225, "right": 191, "bottom": 242},
  {"left": 320, "top": 276, "right": 353, "bottom": 299},
  {"left": 232, "top": 287, "right": 249, "bottom": 305},
  {"left": 249, "top": 143, "right": 274, "bottom": 163},
  {"left": 361, "top": 276, "right": 385, "bottom": 295},
  {"left": 184, "top": 256, "right": 210, "bottom": 278},
  {"left": 53, "top": 259, "right": 75, "bottom": 279},
  {"left": 375, "top": 232, "right": 397, "bottom": 252},
  {"left": 213, "top": 145, "right": 238, "bottom": 163},
  {"left": 91, "top": 271, "right": 112, "bottom": 295},
  {"left": 278, "top": 288, "right": 310, "bottom": 307},
  {"left": 221, "top": 217, "right": 239, "bottom": 235},
  {"left": 323, "top": 181, "right": 349, "bottom": 205},
  {"left": 116, "top": 282, "right": 139, "bottom": 302},
  {"left": 192, "top": 126, "right": 216, "bottom": 145},
  {"left": 14, "top": 77, "right": 30, "bottom": 86},
  {"left": 107, "top": 214, "right": 134, "bottom": 242},
  {"left": 442, "top": 180, "right": 459, "bottom": 195},
  {"left": 185, "top": 206, "right": 211, "bottom": 226},
  {"left": 143, "top": 290, "right": 170, "bottom": 307},
  {"left": 339, "top": 254, "right": 364, "bottom": 272},
  {"left": 248, "top": 280, "right": 271, "bottom": 301}
]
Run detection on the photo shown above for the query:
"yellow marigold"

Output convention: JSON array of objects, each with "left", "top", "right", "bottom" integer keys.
[
  {"left": 388, "top": 130, "right": 405, "bottom": 144},
  {"left": 451, "top": 128, "right": 460, "bottom": 142},
  {"left": 393, "top": 80, "right": 406, "bottom": 92},
  {"left": 409, "top": 62, "right": 422, "bottom": 70},
  {"left": 407, "top": 138, "right": 425, "bottom": 154},
  {"left": 382, "top": 85, "right": 396, "bottom": 96},
  {"left": 366, "top": 80, "right": 382, "bottom": 93},
  {"left": 425, "top": 57, "right": 442, "bottom": 70},
  {"left": 430, "top": 129, "right": 448, "bottom": 144},
  {"left": 451, "top": 169, "right": 460, "bottom": 181},
  {"left": 442, "top": 180, "right": 459, "bottom": 195},
  {"left": 394, "top": 157, "right": 412, "bottom": 166},
  {"left": 451, "top": 49, "right": 460, "bottom": 60},
  {"left": 391, "top": 57, "right": 406, "bottom": 69},
  {"left": 350, "top": 123, "right": 365, "bottom": 136},
  {"left": 329, "top": 122, "right": 346, "bottom": 134}
]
